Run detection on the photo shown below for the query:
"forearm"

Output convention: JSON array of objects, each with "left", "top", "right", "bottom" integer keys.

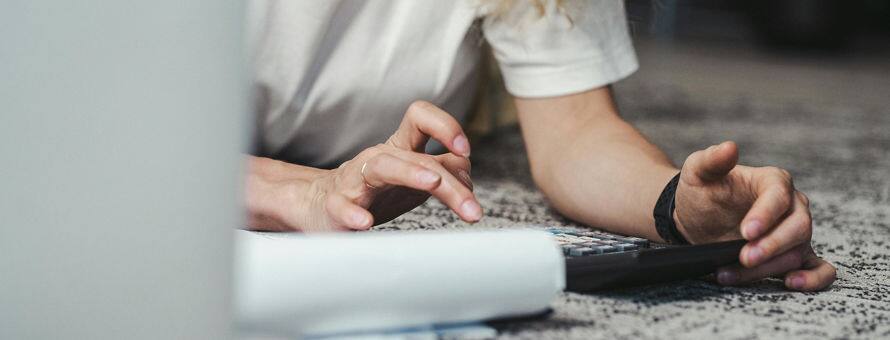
[
  {"left": 539, "top": 117, "right": 677, "bottom": 240},
  {"left": 516, "top": 88, "right": 677, "bottom": 241}
]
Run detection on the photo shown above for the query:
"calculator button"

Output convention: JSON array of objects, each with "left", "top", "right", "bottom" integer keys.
[
  {"left": 624, "top": 237, "right": 649, "bottom": 247},
  {"left": 570, "top": 247, "right": 595, "bottom": 256},
  {"left": 562, "top": 245, "right": 578, "bottom": 256},
  {"left": 615, "top": 243, "right": 639, "bottom": 251},
  {"left": 595, "top": 245, "right": 618, "bottom": 253}
]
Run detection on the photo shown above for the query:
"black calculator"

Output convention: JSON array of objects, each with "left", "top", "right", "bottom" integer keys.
[{"left": 546, "top": 228, "right": 747, "bottom": 292}]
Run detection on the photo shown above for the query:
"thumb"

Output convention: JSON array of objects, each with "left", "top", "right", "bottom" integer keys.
[{"left": 683, "top": 141, "right": 739, "bottom": 183}]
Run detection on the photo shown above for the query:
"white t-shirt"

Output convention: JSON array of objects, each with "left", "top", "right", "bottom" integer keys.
[{"left": 248, "top": 0, "right": 638, "bottom": 167}]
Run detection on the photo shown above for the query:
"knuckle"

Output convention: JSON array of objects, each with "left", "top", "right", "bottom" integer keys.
[
  {"left": 366, "top": 153, "right": 392, "bottom": 170},
  {"left": 799, "top": 220, "right": 813, "bottom": 240},
  {"left": 766, "top": 166, "right": 786, "bottom": 176},
  {"left": 797, "top": 191, "right": 810, "bottom": 206},
  {"left": 358, "top": 145, "right": 384, "bottom": 159},
  {"left": 778, "top": 168, "right": 792, "bottom": 179},
  {"left": 776, "top": 184, "right": 794, "bottom": 201},
  {"left": 791, "top": 212, "right": 813, "bottom": 238},
  {"left": 764, "top": 166, "right": 792, "bottom": 181},
  {"left": 800, "top": 212, "right": 813, "bottom": 231},
  {"left": 758, "top": 237, "right": 779, "bottom": 256},
  {"left": 415, "top": 155, "right": 439, "bottom": 169},
  {"left": 407, "top": 100, "right": 432, "bottom": 116}
]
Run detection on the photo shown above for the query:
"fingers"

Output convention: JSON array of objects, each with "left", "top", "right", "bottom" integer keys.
[
  {"left": 783, "top": 255, "right": 837, "bottom": 291},
  {"left": 391, "top": 149, "right": 481, "bottom": 222},
  {"left": 717, "top": 244, "right": 836, "bottom": 292},
  {"left": 361, "top": 153, "right": 442, "bottom": 191},
  {"left": 345, "top": 144, "right": 479, "bottom": 223},
  {"left": 741, "top": 191, "right": 811, "bottom": 268},
  {"left": 436, "top": 153, "right": 473, "bottom": 191},
  {"left": 324, "top": 193, "right": 374, "bottom": 231},
  {"left": 717, "top": 244, "right": 805, "bottom": 285},
  {"left": 389, "top": 101, "right": 471, "bottom": 157},
  {"left": 682, "top": 141, "right": 739, "bottom": 184},
  {"left": 740, "top": 171, "right": 795, "bottom": 240}
]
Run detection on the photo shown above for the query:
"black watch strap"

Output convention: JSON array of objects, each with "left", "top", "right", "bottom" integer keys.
[{"left": 654, "top": 173, "right": 690, "bottom": 245}]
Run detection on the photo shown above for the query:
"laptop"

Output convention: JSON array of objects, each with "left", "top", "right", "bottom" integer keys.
[{"left": 0, "top": 2, "right": 244, "bottom": 339}]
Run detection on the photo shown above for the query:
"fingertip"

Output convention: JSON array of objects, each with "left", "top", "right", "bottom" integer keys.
[
  {"left": 687, "top": 142, "right": 737, "bottom": 182},
  {"left": 347, "top": 210, "right": 374, "bottom": 231},
  {"left": 717, "top": 268, "right": 739, "bottom": 285},
  {"left": 460, "top": 199, "right": 482, "bottom": 222},
  {"left": 718, "top": 140, "right": 737, "bottom": 152},
  {"left": 741, "top": 219, "right": 764, "bottom": 240},
  {"left": 716, "top": 140, "right": 739, "bottom": 162},
  {"left": 785, "top": 274, "right": 806, "bottom": 291},
  {"left": 739, "top": 245, "right": 750, "bottom": 267},
  {"left": 452, "top": 135, "right": 471, "bottom": 157},
  {"left": 740, "top": 243, "right": 764, "bottom": 268}
]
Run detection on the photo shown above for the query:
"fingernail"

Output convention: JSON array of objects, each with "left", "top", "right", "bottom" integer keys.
[
  {"left": 789, "top": 276, "right": 806, "bottom": 290},
  {"left": 743, "top": 220, "right": 763, "bottom": 239},
  {"left": 746, "top": 246, "right": 763, "bottom": 265},
  {"left": 452, "top": 135, "right": 471, "bottom": 157},
  {"left": 717, "top": 269, "right": 738, "bottom": 285},
  {"left": 461, "top": 199, "right": 482, "bottom": 221},
  {"left": 352, "top": 213, "right": 369, "bottom": 227},
  {"left": 417, "top": 170, "right": 440, "bottom": 185},
  {"left": 458, "top": 170, "right": 473, "bottom": 190}
]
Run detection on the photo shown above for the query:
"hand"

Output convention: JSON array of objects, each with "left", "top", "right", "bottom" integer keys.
[
  {"left": 674, "top": 141, "right": 836, "bottom": 291},
  {"left": 246, "top": 101, "right": 479, "bottom": 232}
]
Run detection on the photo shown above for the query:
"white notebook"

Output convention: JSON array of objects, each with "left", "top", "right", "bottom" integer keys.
[{"left": 234, "top": 229, "right": 565, "bottom": 338}]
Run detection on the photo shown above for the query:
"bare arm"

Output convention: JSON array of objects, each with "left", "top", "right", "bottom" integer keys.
[
  {"left": 516, "top": 86, "right": 835, "bottom": 291},
  {"left": 515, "top": 86, "right": 676, "bottom": 241}
]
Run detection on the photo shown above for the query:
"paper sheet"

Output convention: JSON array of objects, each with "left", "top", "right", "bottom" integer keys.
[{"left": 234, "top": 229, "right": 565, "bottom": 337}]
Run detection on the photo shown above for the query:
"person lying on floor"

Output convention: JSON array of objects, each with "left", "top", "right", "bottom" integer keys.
[{"left": 243, "top": 0, "right": 836, "bottom": 291}]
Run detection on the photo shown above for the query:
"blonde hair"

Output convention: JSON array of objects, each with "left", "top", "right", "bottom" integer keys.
[{"left": 484, "top": 0, "right": 572, "bottom": 22}]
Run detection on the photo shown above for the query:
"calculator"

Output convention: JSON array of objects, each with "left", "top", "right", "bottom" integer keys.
[{"left": 546, "top": 227, "right": 747, "bottom": 292}]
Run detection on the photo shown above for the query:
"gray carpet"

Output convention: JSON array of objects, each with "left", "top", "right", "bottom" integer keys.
[{"left": 372, "top": 82, "right": 890, "bottom": 339}]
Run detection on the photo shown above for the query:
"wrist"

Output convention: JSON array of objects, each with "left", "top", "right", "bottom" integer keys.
[
  {"left": 671, "top": 177, "right": 703, "bottom": 245},
  {"left": 672, "top": 202, "right": 695, "bottom": 244},
  {"left": 245, "top": 156, "right": 327, "bottom": 231},
  {"left": 653, "top": 170, "right": 691, "bottom": 245}
]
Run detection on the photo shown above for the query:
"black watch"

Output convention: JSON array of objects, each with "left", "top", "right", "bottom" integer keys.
[{"left": 653, "top": 173, "right": 690, "bottom": 245}]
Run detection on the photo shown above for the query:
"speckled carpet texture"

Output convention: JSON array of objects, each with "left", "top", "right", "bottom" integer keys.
[{"left": 372, "top": 81, "right": 890, "bottom": 339}]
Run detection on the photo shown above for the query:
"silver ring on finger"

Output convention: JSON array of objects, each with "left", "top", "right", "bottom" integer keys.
[{"left": 360, "top": 162, "right": 377, "bottom": 189}]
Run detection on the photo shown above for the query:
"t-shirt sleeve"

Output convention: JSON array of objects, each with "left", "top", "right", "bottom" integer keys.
[{"left": 482, "top": 0, "right": 638, "bottom": 98}]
